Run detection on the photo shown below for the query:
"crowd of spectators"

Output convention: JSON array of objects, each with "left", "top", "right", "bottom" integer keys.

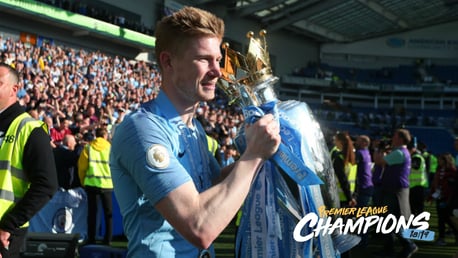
[
  {"left": 0, "top": 35, "right": 242, "bottom": 166},
  {"left": 1, "top": 35, "right": 159, "bottom": 145}
]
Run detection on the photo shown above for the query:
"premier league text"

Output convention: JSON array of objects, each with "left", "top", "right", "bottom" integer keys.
[{"left": 293, "top": 205, "right": 430, "bottom": 242}]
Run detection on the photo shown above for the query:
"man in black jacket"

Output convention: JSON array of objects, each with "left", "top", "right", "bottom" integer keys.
[
  {"left": 53, "top": 134, "right": 80, "bottom": 190},
  {"left": 0, "top": 63, "right": 58, "bottom": 258}
]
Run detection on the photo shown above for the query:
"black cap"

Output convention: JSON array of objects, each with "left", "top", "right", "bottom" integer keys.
[{"left": 83, "top": 132, "right": 94, "bottom": 141}]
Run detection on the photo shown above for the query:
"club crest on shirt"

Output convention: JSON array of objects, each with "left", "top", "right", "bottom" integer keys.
[{"left": 146, "top": 144, "right": 170, "bottom": 169}]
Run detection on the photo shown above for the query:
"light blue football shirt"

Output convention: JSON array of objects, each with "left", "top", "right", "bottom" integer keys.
[{"left": 110, "top": 91, "right": 221, "bottom": 257}]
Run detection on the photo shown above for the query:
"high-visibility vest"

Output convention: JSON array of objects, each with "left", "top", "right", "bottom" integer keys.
[
  {"left": 207, "top": 135, "right": 218, "bottom": 156},
  {"left": 409, "top": 152, "right": 428, "bottom": 188},
  {"left": 330, "top": 145, "right": 339, "bottom": 159},
  {"left": 423, "top": 151, "right": 438, "bottom": 174},
  {"left": 0, "top": 113, "right": 47, "bottom": 228},
  {"left": 337, "top": 155, "right": 357, "bottom": 202},
  {"left": 83, "top": 144, "right": 113, "bottom": 189}
]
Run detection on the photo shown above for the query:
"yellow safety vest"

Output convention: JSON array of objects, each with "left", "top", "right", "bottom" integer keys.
[
  {"left": 330, "top": 145, "right": 339, "bottom": 159},
  {"left": 337, "top": 158, "right": 357, "bottom": 201},
  {"left": 0, "top": 113, "right": 47, "bottom": 228},
  {"left": 409, "top": 153, "right": 428, "bottom": 188},
  {"left": 206, "top": 135, "right": 218, "bottom": 156},
  {"left": 423, "top": 151, "right": 438, "bottom": 174},
  {"left": 83, "top": 144, "right": 113, "bottom": 189}
]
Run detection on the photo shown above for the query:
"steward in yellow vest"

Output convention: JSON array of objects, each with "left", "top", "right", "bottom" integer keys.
[
  {"left": 335, "top": 153, "right": 357, "bottom": 202},
  {"left": 417, "top": 142, "right": 437, "bottom": 188},
  {"left": 408, "top": 147, "right": 428, "bottom": 216},
  {"left": 78, "top": 127, "right": 113, "bottom": 245},
  {"left": 0, "top": 63, "right": 57, "bottom": 257},
  {"left": 331, "top": 132, "right": 357, "bottom": 207},
  {"left": 409, "top": 152, "right": 428, "bottom": 188}
]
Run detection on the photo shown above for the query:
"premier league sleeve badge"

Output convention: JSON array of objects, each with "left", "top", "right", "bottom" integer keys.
[{"left": 146, "top": 144, "right": 170, "bottom": 169}]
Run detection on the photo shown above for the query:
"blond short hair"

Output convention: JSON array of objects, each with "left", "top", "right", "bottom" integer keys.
[{"left": 154, "top": 6, "right": 225, "bottom": 71}]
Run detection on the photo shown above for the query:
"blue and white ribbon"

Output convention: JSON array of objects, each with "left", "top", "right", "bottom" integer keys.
[
  {"left": 240, "top": 101, "right": 323, "bottom": 186},
  {"left": 235, "top": 101, "right": 339, "bottom": 258},
  {"left": 236, "top": 161, "right": 305, "bottom": 257}
]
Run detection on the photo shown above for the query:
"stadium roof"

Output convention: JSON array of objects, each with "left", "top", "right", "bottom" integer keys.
[{"left": 194, "top": 0, "right": 458, "bottom": 43}]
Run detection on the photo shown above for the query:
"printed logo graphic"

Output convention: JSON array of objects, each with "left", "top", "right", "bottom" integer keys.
[
  {"left": 293, "top": 205, "right": 431, "bottom": 242},
  {"left": 52, "top": 207, "right": 74, "bottom": 233},
  {"left": 386, "top": 37, "right": 406, "bottom": 48},
  {"left": 147, "top": 144, "right": 170, "bottom": 169}
]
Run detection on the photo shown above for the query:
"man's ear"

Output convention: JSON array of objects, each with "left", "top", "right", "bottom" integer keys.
[
  {"left": 11, "top": 82, "right": 19, "bottom": 96},
  {"left": 159, "top": 51, "right": 172, "bottom": 70}
]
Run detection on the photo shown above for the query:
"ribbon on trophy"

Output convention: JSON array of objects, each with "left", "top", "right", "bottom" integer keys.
[
  {"left": 241, "top": 101, "right": 323, "bottom": 186},
  {"left": 235, "top": 101, "right": 337, "bottom": 257},
  {"left": 236, "top": 161, "right": 304, "bottom": 257}
]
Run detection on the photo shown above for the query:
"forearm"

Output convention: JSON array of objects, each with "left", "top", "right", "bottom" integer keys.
[
  {"left": 216, "top": 162, "right": 236, "bottom": 182},
  {"left": 158, "top": 154, "right": 264, "bottom": 249},
  {"left": 373, "top": 151, "right": 386, "bottom": 166},
  {"left": 199, "top": 155, "right": 263, "bottom": 229}
]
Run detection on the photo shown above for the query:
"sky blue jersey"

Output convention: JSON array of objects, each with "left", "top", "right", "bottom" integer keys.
[{"left": 110, "top": 91, "right": 221, "bottom": 257}]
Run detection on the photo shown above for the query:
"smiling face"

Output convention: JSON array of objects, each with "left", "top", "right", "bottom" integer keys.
[{"left": 161, "top": 36, "right": 223, "bottom": 109}]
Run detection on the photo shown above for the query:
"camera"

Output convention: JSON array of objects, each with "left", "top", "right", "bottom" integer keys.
[{"left": 376, "top": 138, "right": 391, "bottom": 152}]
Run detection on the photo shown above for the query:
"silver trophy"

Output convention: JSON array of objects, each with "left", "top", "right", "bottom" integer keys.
[{"left": 218, "top": 30, "right": 340, "bottom": 212}]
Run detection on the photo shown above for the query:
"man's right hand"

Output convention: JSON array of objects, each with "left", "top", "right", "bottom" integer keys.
[
  {"left": 244, "top": 113, "right": 281, "bottom": 161},
  {"left": 0, "top": 229, "right": 11, "bottom": 257}
]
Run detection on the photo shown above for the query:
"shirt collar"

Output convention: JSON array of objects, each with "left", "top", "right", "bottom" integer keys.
[{"left": 151, "top": 91, "right": 182, "bottom": 124}]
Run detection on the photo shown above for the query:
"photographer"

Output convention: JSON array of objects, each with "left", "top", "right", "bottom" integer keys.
[{"left": 372, "top": 129, "right": 418, "bottom": 258}]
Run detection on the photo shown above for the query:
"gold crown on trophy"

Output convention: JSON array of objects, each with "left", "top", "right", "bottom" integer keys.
[{"left": 220, "top": 30, "right": 274, "bottom": 88}]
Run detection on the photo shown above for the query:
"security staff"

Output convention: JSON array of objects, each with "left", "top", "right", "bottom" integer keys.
[
  {"left": 331, "top": 132, "right": 357, "bottom": 208},
  {"left": 408, "top": 143, "right": 428, "bottom": 216},
  {"left": 78, "top": 127, "right": 113, "bottom": 245},
  {"left": 0, "top": 63, "right": 57, "bottom": 258},
  {"left": 334, "top": 152, "right": 357, "bottom": 202},
  {"left": 330, "top": 132, "right": 357, "bottom": 258},
  {"left": 417, "top": 142, "right": 438, "bottom": 188}
]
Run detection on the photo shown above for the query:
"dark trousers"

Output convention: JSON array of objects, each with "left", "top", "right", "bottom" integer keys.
[
  {"left": 436, "top": 200, "right": 458, "bottom": 239},
  {"left": 85, "top": 186, "right": 113, "bottom": 244},
  {"left": 0, "top": 227, "right": 27, "bottom": 258},
  {"left": 356, "top": 186, "right": 374, "bottom": 247},
  {"left": 380, "top": 188, "right": 414, "bottom": 253},
  {"left": 409, "top": 186, "right": 425, "bottom": 216}
]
